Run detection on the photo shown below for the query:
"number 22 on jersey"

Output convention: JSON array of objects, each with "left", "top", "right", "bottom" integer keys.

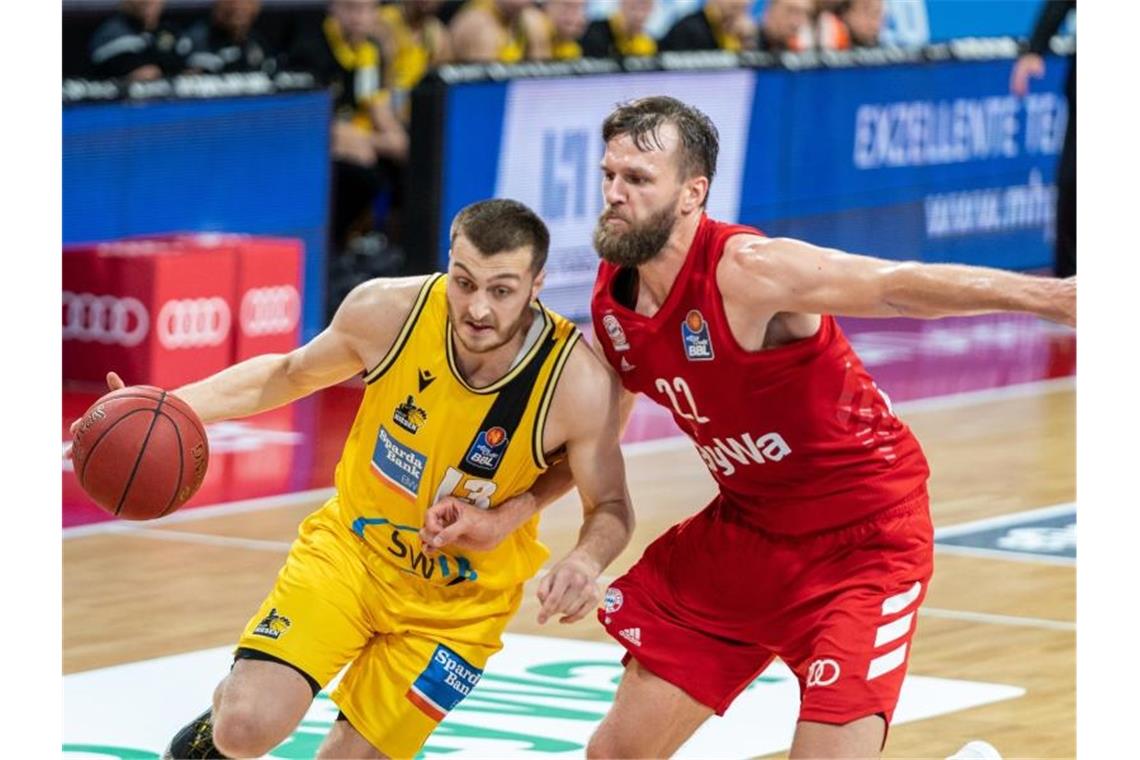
[{"left": 655, "top": 376, "right": 709, "bottom": 424}]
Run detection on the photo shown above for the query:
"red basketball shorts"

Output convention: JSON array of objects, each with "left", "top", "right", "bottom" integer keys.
[{"left": 598, "top": 488, "right": 933, "bottom": 726}]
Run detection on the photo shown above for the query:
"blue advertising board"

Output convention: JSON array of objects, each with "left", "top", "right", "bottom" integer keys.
[
  {"left": 435, "top": 54, "right": 1070, "bottom": 320},
  {"left": 63, "top": 90, "right": 331, "bottom": 341}
]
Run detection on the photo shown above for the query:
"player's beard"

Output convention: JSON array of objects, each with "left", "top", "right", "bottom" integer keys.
[{"left": 594, "top": 204, "right": 677, "bottom": 267}]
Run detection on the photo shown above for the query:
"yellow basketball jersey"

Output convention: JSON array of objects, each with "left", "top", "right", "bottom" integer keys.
[{"left": 329, "top": 274, "right": 581, "bottom": 591}]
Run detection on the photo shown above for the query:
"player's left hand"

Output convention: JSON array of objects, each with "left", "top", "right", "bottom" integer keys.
[
  {"left": 536, "top": 553, "right": 602, "bottom": 625},
  {"left": 420, "top": 496, "right": 511, "bottom": 555}
]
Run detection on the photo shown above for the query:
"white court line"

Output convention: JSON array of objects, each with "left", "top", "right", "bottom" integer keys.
[
  {"left": 63, "top": 488, "right": 335, "bottom": 539},
  {"left": 891, "top": 375, "right": 1074, "bottom": 415},
  {"left": 934, "top": 543, "right": 1076, "bottom": 567},
  {"left": 920, "top": 606, "right": 1075, "bottom": 632},
  {"left": 934, "top": 502, "right": 1076, "bottom": 566},
  {"left": 113, "top": 527, "right": 294, "bottom": 553},
  {"left": 62, "top": 523, "right": 1084, "bottom": 633},
  {"left": 935, "top": 502, "right": 1076, "bottom": 538},
  {"left": 63, "top": 376, "right": 1075, "bottom": 540}
]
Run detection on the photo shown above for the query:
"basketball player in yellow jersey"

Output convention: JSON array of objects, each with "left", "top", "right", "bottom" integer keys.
[{"left": 147, "top": 199, "right": 634, "bottom": 758}]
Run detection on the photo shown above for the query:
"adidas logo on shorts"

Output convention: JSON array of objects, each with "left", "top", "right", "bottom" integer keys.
[{"left": 619, "top": 627, "right": 642, "bottom": 647}]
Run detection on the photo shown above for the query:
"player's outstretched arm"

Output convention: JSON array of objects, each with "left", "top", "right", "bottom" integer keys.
[
  {"left": 172, "top": 277, "right": 427, "bottom": 424},
  {"left": 535, "top": 341, "right": 635, "bottom": 625},
  {"left": 722, "top": 235, "right": 1075, "bottom": 326}
]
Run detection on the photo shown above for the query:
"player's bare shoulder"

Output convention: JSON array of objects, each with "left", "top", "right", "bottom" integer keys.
[
  {"left": 332, "top": 275, "right": 435, "bottom": 367},
  {"left": 543, "top": 336, "right": 622, "bottom": 451},
  {"left": 717, "top": 234, "right": 783, "bottom": 294},
  {"left": 718, "top": 233, "right": 819, "bottom": 310}
]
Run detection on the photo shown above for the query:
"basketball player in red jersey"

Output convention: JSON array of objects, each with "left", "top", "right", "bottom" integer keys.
[{"left": 425, "top": 95, "right": 1073, "bottom": 758}]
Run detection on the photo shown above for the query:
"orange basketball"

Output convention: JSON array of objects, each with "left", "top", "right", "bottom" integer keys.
[
  {"left": 71, "top": 385, "right": 209, "bottom": 520},
  {"left": 686, "top": 310, "right": 704, "bottom": 331}
]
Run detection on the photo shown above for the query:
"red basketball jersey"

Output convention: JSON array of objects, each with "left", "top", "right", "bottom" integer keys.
[{"left": 591, "top": 214, "right": 930, "bottom": 535}]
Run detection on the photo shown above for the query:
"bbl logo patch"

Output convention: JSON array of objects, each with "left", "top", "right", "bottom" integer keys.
[
  {"left": 393, "top": 394, "right": 428, "bottom": 434},
  {"left": 465, "top": 426, "right": 509, "bottom": 472},
  {"left": 405, "top": 643, "right": 483, "bottom": 721},
  {"left": 602, "top": 313, "right": 630, "bottom": 352},
  {"left": 681, "top": 309, "right": 714, "bottom": 361},
  {"left": 371, "top": 426, "right": 428, "bottom": 499},
  {"left": 252, "top": 608, "right": 291, "bottom": 640},
  {"left": 603, "top": 587, "right": 623, "bottom": 613}
]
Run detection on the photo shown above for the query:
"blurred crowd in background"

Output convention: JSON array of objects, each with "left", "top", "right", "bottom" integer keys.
[
  {"left": 66, "top": 0, "right": 1074, "bottom": 318},
  {"left": 70, "top": 0, "right": 891, "bottom": 302}
]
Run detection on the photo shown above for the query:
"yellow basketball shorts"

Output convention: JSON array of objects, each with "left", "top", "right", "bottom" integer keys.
[{"left": 236, "top": 499, "right": 523, "bottom": 758}]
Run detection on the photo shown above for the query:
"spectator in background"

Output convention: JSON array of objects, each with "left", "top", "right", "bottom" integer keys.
[
  {"left": 88, "top": 0, "right": 183, "bottom": 80},
  {"left": 1011, "top": 0, "right": 1076, "bottom": 278},
  {"left": 375, "top": 0, "right": 453, "bottom": 120},
  {"left": 542, "top": 0, "right": 588, "bottom": 60},
  {"left": 580, "top": 0, "right": 657, "bottom": 58},
  {"left": 177, "top": 0, "right": 277, "bottom": 75},
  {"left": 755, "top": 0, "right": 814, "bottom": 52},
  {"left": 450, "top": 0, "right": 551, "bottom": 62},
  {"left": 376, "top": 3, "right": 452, "bottom": 86},
  {"left": 839, "top": 0, "right": 884, "bottom": 48},
  {"left": 807, "top": 0, "right": 845, "bottom": 50},
  {"left": 659, "top": 0, "right": 758, "bottom": 53},
  {"left": 286, "top": 0, "right": 409, "bottom": 254}
]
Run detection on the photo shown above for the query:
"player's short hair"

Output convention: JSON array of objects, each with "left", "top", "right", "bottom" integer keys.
[
  {"left": 450, "top": 198, "right": 550, "bottom": 274},
  {"left": 602, "top": 96, "right": 720, "bottom": 201}
]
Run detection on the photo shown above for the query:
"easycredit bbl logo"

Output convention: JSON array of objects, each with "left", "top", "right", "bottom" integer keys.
[{"left": 465, "top": 426, "right": 509, "bottom": 471}]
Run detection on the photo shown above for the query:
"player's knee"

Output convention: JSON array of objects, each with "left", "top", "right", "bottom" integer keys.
[
  {"left": 212, "top": 703, "right": 289, "bottom": 758},
  {"left": 586, "top": 725, "right": 628, "bottom": 759}
]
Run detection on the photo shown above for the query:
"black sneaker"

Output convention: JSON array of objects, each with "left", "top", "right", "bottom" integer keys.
[{"left": 163, "top": 708, "right": 227, "bottom": 759}]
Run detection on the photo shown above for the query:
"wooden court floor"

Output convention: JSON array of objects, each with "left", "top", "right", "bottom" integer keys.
[{"left": 63, "top": 384, "right": 1075, "bottom": 759}]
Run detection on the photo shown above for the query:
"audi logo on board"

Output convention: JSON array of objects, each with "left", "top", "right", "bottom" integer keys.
[
  {"left": 157, "top": 297, "right": 232, "bottom": 349},
  {"left": 62, "top": 291, "right": 150, "bottom": 347},
  {"left": 240, "top": 285, "right": 300, "bottom": 337}
]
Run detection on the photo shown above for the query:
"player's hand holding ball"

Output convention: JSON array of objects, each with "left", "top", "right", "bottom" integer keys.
[{"left": 69, "top": 372, "right": 210, "bottom": 520}]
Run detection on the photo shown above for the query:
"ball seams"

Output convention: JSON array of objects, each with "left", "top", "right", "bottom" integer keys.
[
  {"left": 156, "top": 411, "right": 187, "bottom": 519},
  {"left": 112, "top": 391, "right": 168, "bottom": 517}
]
